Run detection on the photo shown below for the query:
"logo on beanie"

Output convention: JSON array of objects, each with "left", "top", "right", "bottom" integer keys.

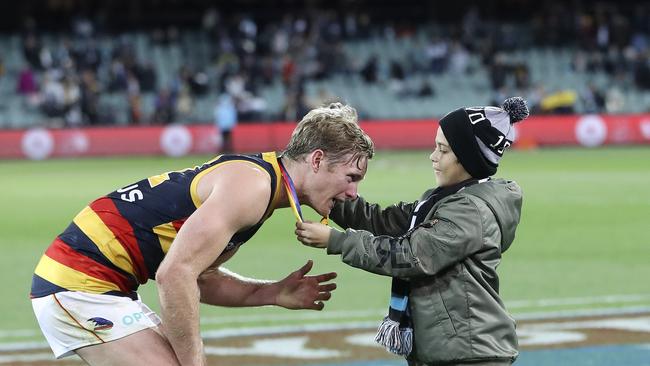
[
  {"left": 440, "top": 97, "right": 528, "bottom": 179},
  {"left": 466, "top": 107, "right": 488, "bottom": 125},
  {"left": 489, "top": 135, "right": 511, "bottom": 155}
]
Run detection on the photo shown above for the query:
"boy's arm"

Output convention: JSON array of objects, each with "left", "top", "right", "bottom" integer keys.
[
  {"left": 329, "top": 195, "right": 419, "bottom": 236},
  {"left": 326, "top": 196, "right": 485, "bottom": 278}
]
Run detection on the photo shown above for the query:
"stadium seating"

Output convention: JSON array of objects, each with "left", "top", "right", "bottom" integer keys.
[{"left": 1, "top": 25, "right": 650, "bottom": 127}]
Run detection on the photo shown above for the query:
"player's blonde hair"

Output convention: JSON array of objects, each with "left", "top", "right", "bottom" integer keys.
[{"left": 283, "top": 103, "right": 374, "bottom": 166}]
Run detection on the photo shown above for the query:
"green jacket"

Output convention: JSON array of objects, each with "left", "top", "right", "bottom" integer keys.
[{"left": 327, "top": 179, "right": 522, "bottom": 364}]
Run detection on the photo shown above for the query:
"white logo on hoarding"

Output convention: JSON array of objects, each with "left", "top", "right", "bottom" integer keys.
[
  {"left": 160, "top": 125, "right": 193, "bottom": 157},
  {"left": 21, "top": 128, "right": 54, "bottom": 160},
  {"left": 60, "top": 130, "right": 89, "bottom": 155},
  {"left": 69, "top": 131, "right": 89, "bottom": 153},
  {"left": 640, "top": 119, "right": 650, "bottom": 140},
  {"left": 575, "top": 115, "right": 607, "bottom": 147}
]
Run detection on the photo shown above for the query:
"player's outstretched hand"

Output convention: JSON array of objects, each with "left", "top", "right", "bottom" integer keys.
[
  {"left": 295, "top": 221, "right": 331, "bottom": 249},
  {"left": 275, "top": 260, "right": 337, "bottom": 311}
]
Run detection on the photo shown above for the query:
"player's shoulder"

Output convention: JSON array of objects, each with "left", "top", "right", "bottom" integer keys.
[{"left": 194, "top": 157, "right": 272, "bottom": 204}]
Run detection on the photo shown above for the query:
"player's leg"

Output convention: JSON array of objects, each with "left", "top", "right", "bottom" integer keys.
[
  {"left": 32, "top": 292, "right": 176, "bottom": 362},
  {"left": 75, "top": 326, "right": 180, "bottom": 366}
]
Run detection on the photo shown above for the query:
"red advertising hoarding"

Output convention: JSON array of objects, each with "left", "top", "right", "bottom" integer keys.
[{"left": 1, "top": 114, "right": 649, "bottom": 160}]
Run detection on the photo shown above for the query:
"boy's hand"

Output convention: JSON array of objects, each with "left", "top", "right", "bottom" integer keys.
[{"left": 295, "top": 221, "right": 331, "bottom": 248}]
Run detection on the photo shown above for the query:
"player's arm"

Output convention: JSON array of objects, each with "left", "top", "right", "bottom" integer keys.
[
  {"left": 155, "top": 164, "right": 269, "bottom": 366},
  {"left": 197, "top": 260, "right": 336, "bottom": 310}
]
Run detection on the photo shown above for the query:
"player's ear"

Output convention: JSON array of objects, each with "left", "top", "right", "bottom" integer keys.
[{"left": 310, "top": 149, "right": 324, "bottom": 173}]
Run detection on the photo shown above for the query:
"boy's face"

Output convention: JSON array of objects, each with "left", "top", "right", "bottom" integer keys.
[
  {"left": 430, "top": 127, "right": 472, "bottom": 187},
  {"left": 307, "top": 153, "right": 367, "bottom": 216}
]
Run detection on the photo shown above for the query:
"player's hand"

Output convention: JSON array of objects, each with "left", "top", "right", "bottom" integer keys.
[
  {"left": 295, "top": 221, "right": 331, "bottom": 248},
  {"left": 275, "top": 260, "right": 337, "bottom": 311}
]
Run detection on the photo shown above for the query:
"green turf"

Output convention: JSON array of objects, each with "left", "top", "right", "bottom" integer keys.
[{"left": 1, "top": 147, "right": 649, "bottom": 334}]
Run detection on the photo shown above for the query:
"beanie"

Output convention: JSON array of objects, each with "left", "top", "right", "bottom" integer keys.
[{"left": 438, "top": 97, "right": 529, "bottom": 179}]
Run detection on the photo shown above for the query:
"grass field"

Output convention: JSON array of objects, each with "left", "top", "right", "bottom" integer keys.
[{"left": 1, "top": 146, "right": 649, "bottom": 338}]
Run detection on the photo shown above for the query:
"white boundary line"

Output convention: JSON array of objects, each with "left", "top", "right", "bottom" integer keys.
[
  {"left": 200, "top": 305, "right": 650, "bottom": 340},
  {"left": 197, "top": 294, "right": 650, "bottom": 325},
  {"left": 201, "top": 321, "right": 379, "bottom": 339},
  {"left": 0, "top": 353, "right": 74, "bottom": 364},
  {"left": 3, "top": 305, "right": 649, "bottom": 345},
  {"left": 516, "top": 306, "right": 650, "bottom": 321},
  {"left": 0, "top": 342, "right": 50, "bottom": 352},
  {"left": 507, "top": 294, "right": 650, "bottom": 308},
  {"left": 201, "top": 309, "right": 385, "bottom": 325},
  {"left": 0, "top": 305, "right": 649, "bottom": 363},
  {"left": 2, "top": 297, "right": 649, "bottom": 338},
  {"left": 0, "top": 330, "right": 38, "bottom": 338},
  {"left": 0, "top": 294, "right": 648, "bottom": 351}
]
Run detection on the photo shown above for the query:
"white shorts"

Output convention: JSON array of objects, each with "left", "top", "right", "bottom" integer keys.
[{"left": 31, "top": 292, "right": 161, "bottom": 358}]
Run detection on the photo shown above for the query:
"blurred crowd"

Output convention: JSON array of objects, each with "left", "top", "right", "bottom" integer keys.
[
  {"left": 3, "top": 0, "right": 650, "bottom": 127},
  {"left": 489, "top": 1, "right": 650, "bottom": 115},
  {"left": 8, "top": 8, "right": 369, "bottom": 127}
]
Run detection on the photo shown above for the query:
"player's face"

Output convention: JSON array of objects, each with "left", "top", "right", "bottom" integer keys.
[
  {"left": 309, "top": 154, "right": 368, "bottom": 216},
  {"left": 430, "top": 127, "right": 472, "bottom": 187}
]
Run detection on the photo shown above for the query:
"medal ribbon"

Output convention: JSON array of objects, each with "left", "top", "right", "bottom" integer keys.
[{"left": 278, "top": 158, "right": 329, "bottom": 225}]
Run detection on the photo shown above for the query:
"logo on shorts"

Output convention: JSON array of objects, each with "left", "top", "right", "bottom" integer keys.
[{"left": 87, "top": 317, "right": 114, "bottom": 331}]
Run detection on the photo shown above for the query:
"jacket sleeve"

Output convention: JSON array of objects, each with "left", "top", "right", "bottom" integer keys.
[
  {"left": 327, "top": 195, "right": 484, "bottom": 278},
  {"left": 329, "top": 196, "right": 418, "bottom": 236}
]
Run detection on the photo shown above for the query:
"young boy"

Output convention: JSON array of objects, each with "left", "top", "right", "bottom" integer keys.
[{"left": 296, "top": 97, "right": 529, "bottom": 366}]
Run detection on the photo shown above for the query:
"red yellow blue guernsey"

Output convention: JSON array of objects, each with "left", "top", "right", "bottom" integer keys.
[{"left": 31, "top": 152, "right": 283, "bottom": 300}]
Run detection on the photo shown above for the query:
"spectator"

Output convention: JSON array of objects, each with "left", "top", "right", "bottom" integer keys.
[
  {"left": 62, "top": 76, "right": 82, "bottom": 126},
  {"left": 80, "top": 70, "right": 100, "bottom": 125},
  {"left": 633, "top": 52, "right": 650, "bottom": 90},
  {"left": 281, "top": 55, "right": 297, "bottom": 87},
  {"left": 175, "top": 86, "right": 193, "bottom": 122},
  {"left": 126, "top": 72, "right": 142, "bottom": 124},
  {"left": 152, "top": 88, "right": 175, "bottom": 124},
  {"left": 605, "top": 86, "right": 626, "bottom": 113},
  {"left": 513, "top": 62, "right": 531, "bottom": 89},
  {"left": 23, "top": 34, "right": 43, "bottom": 70},
  {"left": 17, "top": 66, "right": 39, "bottom": 96},
  {"left": 417, "top": 80, "right": 435, "bottom": 98},
  {"left": 40, "top": 73, "right": 65, "bottom": 119},
  {"left": 0, "top": 57, "right": 4, "bottom": 96},
  {"left": 214, "top": 93, "right": 238, "bottom": 153},
  {"left": 581, "top": 82, "right": 606, "bottom": 113},
  {"left": 448, "top": 41, "right": 471, "bottom": 74},
  {"left": 361, "top": 55, "right": 379, "bottom": 83},
  {"left": 425, "top": 35, "right": 449, "bottom": 74},
  {"left": 388, "top": 59, "right": 406, "bottom": 95},
  {"left": 540, "top": 89, "right": 578, "bottom": 114},
  {"left": 489, "top": 53, "right": 509, "bottom": 90},
  {"left": 136, "top": 62, "right": 157, "bottom": 93}
]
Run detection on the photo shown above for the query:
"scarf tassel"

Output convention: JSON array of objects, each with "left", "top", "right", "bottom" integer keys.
[{"left": 374, "top": 316, "right": 413, "bottom": 356}]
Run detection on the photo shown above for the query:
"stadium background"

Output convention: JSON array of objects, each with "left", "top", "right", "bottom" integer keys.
[{"left": 1, "top": 0, "right": 649, "bottom": 365}]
